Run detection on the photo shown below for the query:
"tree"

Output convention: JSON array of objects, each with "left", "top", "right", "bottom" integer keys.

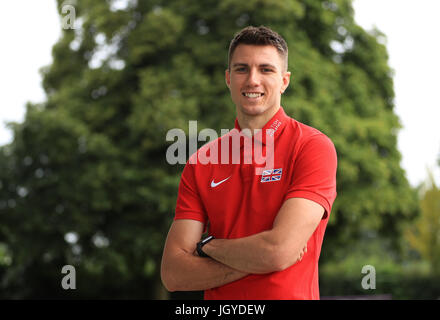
[
  {"left": 405, "top": 170, "right": 440, "bottom": 274},
  {"left": 0, "top": 0, "right": 417, "bottom": 298}
]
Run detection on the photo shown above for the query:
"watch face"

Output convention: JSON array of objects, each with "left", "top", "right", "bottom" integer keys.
[
  {"left": 197, "top": 237, "right": 212, "bottom": 258},
  {"left": 202, "top": 236, "right": 214, "bottom": 244}
]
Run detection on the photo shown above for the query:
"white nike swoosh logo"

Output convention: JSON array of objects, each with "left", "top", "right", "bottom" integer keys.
[{"left": 210, "top": 176, "right": 231, "bottom": 188}]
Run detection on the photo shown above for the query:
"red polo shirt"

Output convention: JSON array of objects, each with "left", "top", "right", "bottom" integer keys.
[{"left": 174, "top": 107, "right": 337, "bottom": 300}]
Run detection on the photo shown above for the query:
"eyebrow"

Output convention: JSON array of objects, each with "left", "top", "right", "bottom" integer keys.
[{"left": 232, "top": 63, "right": 278, "bottom": 70}]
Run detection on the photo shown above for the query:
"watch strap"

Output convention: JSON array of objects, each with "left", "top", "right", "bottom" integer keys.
[{"left": 197, "top": 235, "right": 215, "bottom": 258}]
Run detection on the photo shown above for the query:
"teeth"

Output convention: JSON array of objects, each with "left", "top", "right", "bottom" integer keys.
[{"left": 244, "top": 93, "right": 263, "bottom": 98}]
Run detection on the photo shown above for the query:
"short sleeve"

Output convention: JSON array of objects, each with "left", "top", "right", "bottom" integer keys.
[
  {"left": 284, "top": 134, "right": 337, "bottom": 219},
  {"left": 174, "top": 161, "right": 208, "bottom": 225}
]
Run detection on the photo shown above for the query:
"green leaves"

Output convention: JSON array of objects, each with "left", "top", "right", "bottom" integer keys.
[
  {"left": 128, "top": 8, "right": 184, "bottom": 64},
  {"left": 0, "top": 0, "right": 419, "bottom": 297},
  {"left": 406, "top": 173, "right": 440, "bottom": 274}
]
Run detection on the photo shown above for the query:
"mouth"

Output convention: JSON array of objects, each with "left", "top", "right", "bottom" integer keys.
[{"left": 242, "top": 92, "right": 265, "bottom": 98}]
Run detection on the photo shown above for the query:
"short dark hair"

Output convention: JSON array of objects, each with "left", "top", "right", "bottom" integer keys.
[{"left": 228, "top": 26, "right": 288, "bottom": 71}]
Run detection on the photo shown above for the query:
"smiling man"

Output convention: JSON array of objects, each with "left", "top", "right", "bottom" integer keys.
[{"left": 161, "top": 26, "right": 338, "bottom": 300}]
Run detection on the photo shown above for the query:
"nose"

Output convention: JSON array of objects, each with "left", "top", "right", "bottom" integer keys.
[{"left": 246, "top": 68, "right": 260, "bottom": 86}]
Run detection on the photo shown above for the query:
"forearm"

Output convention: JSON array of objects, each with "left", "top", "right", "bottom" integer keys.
[
  {"left": 161, "top": 249, "right": 248, "bottom": 292},
  {"left": 201, "top": 198, "right": 321, "bottom": 274},
  {"left": 202, "top": 231, "right": 285, "bottom": 274}
]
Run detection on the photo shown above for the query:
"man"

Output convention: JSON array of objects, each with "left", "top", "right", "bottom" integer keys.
[{"left": 161, "top": 26, "right": 337, "bottom": 300}]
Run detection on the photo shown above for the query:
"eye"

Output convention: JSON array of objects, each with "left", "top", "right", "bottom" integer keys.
[
  {"left": 235, "top": 67, "right": 247, "bottom": 72},
  {"left": 262, "top": 68, "right": 273, "bottom": 73}
]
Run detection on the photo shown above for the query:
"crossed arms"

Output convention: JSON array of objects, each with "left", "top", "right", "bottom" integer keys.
[{"left": 160, "top": 197, "right": 325, "bottom": 292}]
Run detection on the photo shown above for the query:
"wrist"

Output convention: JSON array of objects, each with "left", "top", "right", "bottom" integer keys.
[{"left": 196, "top": 235, "right": 215, "bottom": 258}]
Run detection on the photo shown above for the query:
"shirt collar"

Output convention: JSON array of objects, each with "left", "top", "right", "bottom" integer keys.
[{"left": 233, "top": 106, "right": 289, "bottom": 147}]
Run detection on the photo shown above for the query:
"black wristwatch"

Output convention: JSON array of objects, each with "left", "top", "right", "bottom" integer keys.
[{"left": 196, "top": 235, "right": 215, "bottom": 258}]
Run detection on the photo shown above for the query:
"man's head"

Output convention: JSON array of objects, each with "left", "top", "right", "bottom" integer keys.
[
  {"left": 228, "top": 26, "right": 288, "bottom": 72},
  {"left": 226, "top": 26, "right": 291, "bottom": 120}
]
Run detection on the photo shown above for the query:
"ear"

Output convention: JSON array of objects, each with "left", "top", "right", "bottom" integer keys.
[
  {"left": 225, "top": 68, "right": 231, "bottom": 88},
  {"left": 281, "top": 71, "right": 291, "bottom": 94}
]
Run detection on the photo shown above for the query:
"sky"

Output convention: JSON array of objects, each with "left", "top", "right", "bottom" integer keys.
[
  {"left": 0, "top": 0, "right": 439, "bottom": 187},
  {"left": 0, "top": 1, "right": 60, "bottom": 143},
  {"left": 352, "top": 0, "right": 440, "bottom": 187}
]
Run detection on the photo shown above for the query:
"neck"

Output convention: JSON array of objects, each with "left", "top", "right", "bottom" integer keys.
[{"left": 236, "top": 105, "right": 280, "bottom": 135}]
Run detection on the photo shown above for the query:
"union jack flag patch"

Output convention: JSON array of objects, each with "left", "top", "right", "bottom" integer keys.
[{"left": 260, "top": 168, "right": 283, "bottom": 183}]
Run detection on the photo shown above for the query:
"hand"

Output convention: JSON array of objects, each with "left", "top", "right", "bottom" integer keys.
[
  {"left": 193, "top": 248, "right": 200, "bottom": 257},
  {"left": 298, "top": 245, "right": 307, "bottom": 262}
]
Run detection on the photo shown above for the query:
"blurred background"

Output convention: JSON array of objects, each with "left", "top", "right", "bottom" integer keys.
[{"left": 0, "top": 0, "right": 439, "bottom": 299}]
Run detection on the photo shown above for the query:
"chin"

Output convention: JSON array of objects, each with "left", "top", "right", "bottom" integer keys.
[
  {"left": 239, "top": 104, "right": 271, "bottom": 116},
  {"left": 240, "top": 107, "right": 264, "bottom": 116}
]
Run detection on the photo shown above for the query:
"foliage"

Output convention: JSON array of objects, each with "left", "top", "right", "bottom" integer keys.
[
  {"left": 405, "top": 171, "right": 440, "bottom": 275},
  {"left": 0, "top": 0, "right": 417, "bottom": 298},
  {"left": 320, "top": 270, "right": 440, "bottom": 300},
  {"left": 320, "top": 234, "right": 440, "bottom": 299}
]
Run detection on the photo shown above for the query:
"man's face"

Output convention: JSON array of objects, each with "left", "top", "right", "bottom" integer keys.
[{"left": 226, "top": 44, "right": 290, "bottom": 118}]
